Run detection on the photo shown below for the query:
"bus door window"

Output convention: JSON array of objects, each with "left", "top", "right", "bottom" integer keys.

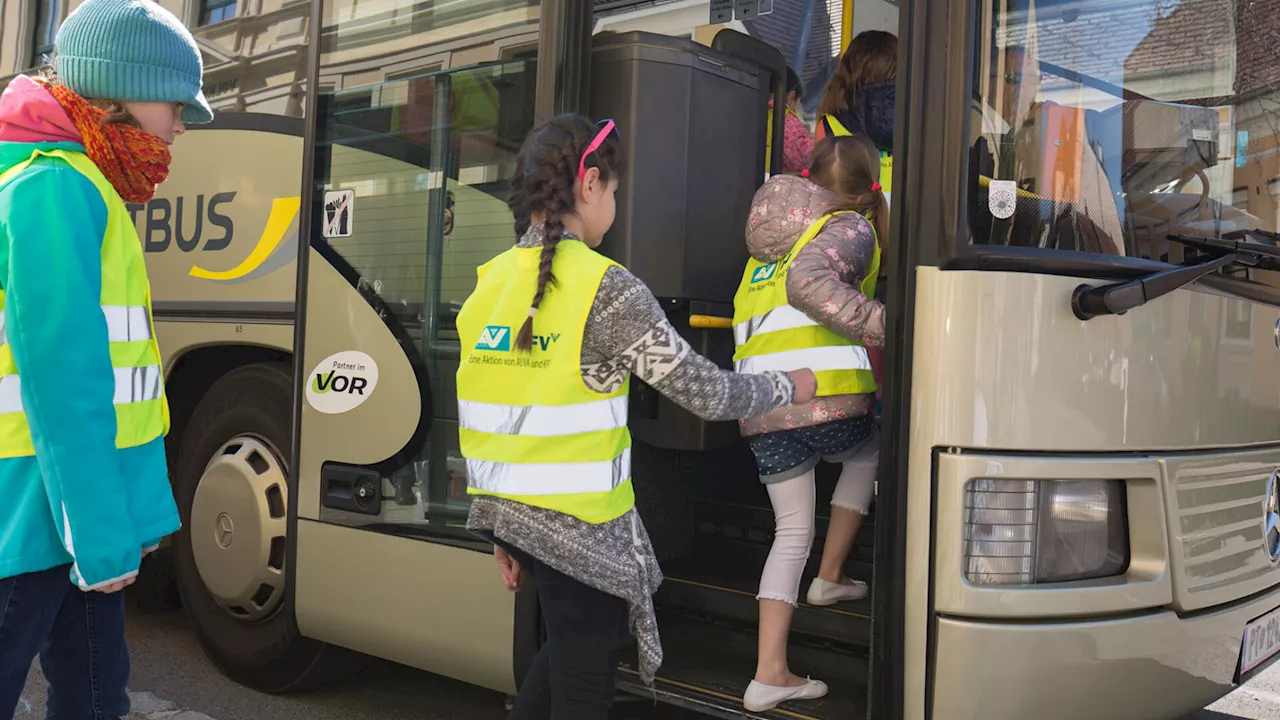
[
  {"left": 966, "top": 0, "right": 1279, "bottom": 414},
  {"left": 312, "top": 0, "right": 539, "bottom": 537}
]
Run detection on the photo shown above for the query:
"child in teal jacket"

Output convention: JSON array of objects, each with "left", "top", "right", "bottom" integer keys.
[{"left": 0, "top": 0, "right": 211, "bottom": 716}]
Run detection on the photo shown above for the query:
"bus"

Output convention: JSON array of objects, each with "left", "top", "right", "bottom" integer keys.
[{"left": 32, "top": 0, "right": 1280, "bottom": 717}]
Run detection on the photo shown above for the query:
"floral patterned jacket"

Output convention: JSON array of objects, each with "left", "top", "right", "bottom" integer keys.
[
  {"left": 769, "top": 97, "right": 814, "bottom": 173},
  {"left": 739, "top": 174, "right": 887, "bottom": 436}
]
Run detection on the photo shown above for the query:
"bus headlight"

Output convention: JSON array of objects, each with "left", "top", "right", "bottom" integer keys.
[{"left": 964, "top": 478, "right": 1129, "bottom": 586}]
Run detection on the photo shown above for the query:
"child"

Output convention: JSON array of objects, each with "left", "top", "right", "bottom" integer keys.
[
  {"left": 0, "top": 0, "right": 211, "bottom": 715},
  {"left": 767, "top": 66, "right": 815, "bottom": 175},
  {"left": 816, "top": 31, "right": 897, "bottom": 207},
  {"left": 456, "top": 114, "right": 816, "bottom": 719},
  {"left": 731, "top": 134, "right": 888, "bottom": 712}
]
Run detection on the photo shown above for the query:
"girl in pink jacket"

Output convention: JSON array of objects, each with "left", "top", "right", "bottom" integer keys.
[{"left": 739, "top": 135, "right": 889, "bottom": 712}]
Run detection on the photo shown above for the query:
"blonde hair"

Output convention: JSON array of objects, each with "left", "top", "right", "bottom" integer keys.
[
  {"left": 808, "top": 135, "right": 889, "bottom": 248},
  {"left": 39, "top": 63, "right": 139, "bottom": 127}
]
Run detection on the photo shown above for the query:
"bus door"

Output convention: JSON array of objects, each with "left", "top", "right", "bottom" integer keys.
[{"left": 288, "top": 0, "right": 571, "bottom": 694}]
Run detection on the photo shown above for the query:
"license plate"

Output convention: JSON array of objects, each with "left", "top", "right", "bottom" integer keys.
[{"left": 1241, "top": 605, "right": 1280, "bottom": 675}]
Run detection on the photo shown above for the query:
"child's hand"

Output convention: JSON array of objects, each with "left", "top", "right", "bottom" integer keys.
[
  {"left": 787, "top": 369, "right": 818, "bottom": 403},
  {"left": 98, "top": 576, "right": 135, "bottom": 594},
  {"left": 494, "top": 545, "right": 524, "bottom": 592}
]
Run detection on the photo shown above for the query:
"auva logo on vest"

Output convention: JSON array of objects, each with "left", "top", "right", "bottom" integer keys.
[
  {"left": 475, "top": 326, "right": 562, "bottom": 353},
  {"left": 477, "top": 326, "right": 512, "bottom": 352},
  {"left": 751, "top": 262, "right": 778, "bottom": 284}
]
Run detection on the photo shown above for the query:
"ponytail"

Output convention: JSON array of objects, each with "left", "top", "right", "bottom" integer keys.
[{"left": 807, "top": 134, "right": 890, "bottom": 253}]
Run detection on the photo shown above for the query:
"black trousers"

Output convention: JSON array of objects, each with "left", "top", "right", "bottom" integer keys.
[{"left": 502, "top": 542, "right": 630, "bottom": 720}]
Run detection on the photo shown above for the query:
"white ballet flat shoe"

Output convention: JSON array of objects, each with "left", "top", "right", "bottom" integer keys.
[
  {"left": 743, "top": 677, "right": 829, "bottom": 712},
  {"left": 806, "top": 577, "right": 868, "bottom": 606}
]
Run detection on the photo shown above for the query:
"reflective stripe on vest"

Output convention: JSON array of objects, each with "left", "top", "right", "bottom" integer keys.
[
  {"left": 0, "top": 305, "right": 151, "bottom": 346},
  {"left": 466, "top": 447, "right": 632, "bottom": 497},
  {"left": 455, "top": 240, "right": 634, "bottom": 524},
  {"left": 459, "top": 395, "right": 628, "bottom": 436},
  {"left": 0, "top": 149, "right": 169, "bottom": 459},
  {"left": 0, "top": 366, "right": 163, "bottom": 413},
  {"left": 731, "top": 212, "right": 880, "bottom": 397}
]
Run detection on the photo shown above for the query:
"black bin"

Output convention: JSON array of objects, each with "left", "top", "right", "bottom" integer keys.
[
  {"left": 590, "top": 31, "right": 770, "bottom": 451},
  {"left": 591, "top": 30, "right": 766, "bottom": 302}
]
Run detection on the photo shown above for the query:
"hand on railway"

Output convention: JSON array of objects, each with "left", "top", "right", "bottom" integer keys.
[
  {"left": 787, "top": 368, "right": 818, "bottom": 404},
  {"left": 494, "top": 545, "right": 525, "bottom": 592}
]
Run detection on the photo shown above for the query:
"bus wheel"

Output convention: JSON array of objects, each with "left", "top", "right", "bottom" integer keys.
[{"left": 173, "top": 362, "right": 363, "bottom": 692}]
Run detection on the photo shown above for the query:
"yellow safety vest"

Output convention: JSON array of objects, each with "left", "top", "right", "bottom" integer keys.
[
  {"left": 456, "top": 239, "right": 633, "bottom": 524},
  {"left": 820, "top": 114, "right": 893, "bottom": 198},
  {"left": 732, "top": 212, "right": 880, "bottom": 397},
  {"left": 0, "top": 149, "right": 169, "bottom": 458}
]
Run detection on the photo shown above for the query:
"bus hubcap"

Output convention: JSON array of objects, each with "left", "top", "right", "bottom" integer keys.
[{"left": 190, "top": 436, "right": 288, "bottom": 622}]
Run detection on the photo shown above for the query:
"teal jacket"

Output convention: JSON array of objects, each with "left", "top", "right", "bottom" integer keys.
[{"left": 0, "top": 140, "right": 179, "bottom": 590}]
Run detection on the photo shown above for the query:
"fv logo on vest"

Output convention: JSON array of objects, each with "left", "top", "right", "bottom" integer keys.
[
  {"left": 306, "top": 350, "right": 380, "bottom": 415},
  {"left": 751, "top": 262, "right": 778, "bottom": 284},
  {"left": 477, "top": 325, "right": 512, "bottom": 352}
]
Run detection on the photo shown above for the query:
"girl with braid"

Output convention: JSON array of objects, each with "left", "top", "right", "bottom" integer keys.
[{"left": 455, "top": 114, "right": 817, "bottom": 718}]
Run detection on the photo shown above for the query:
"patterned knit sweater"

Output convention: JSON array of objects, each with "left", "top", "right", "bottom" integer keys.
[{"left": 467, "top": 225, "right": 796, "bottom": 684}]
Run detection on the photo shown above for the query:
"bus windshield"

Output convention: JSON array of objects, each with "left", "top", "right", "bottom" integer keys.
[{"left": 968, "top": 0, "right": 1278, "bottom": 262}]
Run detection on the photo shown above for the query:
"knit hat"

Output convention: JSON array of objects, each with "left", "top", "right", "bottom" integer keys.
[{"left": 54, "top": 0, "right": 212, "bottom": 125}]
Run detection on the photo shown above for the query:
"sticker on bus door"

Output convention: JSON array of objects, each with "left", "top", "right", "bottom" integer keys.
[
  {"left": 989, "top": 179, "right": 1017, "bottom": 219},
  {"left": 323, "top": 189, "right": 354, "bottom": 238},
  {"left": 306, "top": 351, "right": 379, "bottom": 414}
]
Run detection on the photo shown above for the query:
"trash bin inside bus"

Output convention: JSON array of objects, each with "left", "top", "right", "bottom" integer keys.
[{"left": 590, "top": 30, "right": 771, "bottom": 452}]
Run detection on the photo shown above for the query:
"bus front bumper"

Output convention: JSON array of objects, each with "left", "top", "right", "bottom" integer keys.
[{"left": 931, "top": 584, "right": 1280, "bottom": 720}]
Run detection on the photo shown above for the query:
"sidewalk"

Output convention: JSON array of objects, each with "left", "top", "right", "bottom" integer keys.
[{"left": 17, "top": 662, "right": 219, "bottom": 720}]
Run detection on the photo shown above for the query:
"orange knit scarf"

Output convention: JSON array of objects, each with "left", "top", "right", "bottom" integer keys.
[{"left": 46, "top": 84, "right": 171, "bottom": 204}]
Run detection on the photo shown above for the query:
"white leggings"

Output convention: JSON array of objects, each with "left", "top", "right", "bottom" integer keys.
[{"left": 757, "top": 438, "right": 878, "bottom": 606}]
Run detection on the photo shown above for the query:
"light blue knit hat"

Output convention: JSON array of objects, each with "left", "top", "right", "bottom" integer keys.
[{"left": 54, "top": 0, "right": 212, "bottom": 124}]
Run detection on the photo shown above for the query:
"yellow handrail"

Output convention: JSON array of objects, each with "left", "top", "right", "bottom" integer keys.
[{"left": 689, "top": 314, "right": 732, "bottom": 330}]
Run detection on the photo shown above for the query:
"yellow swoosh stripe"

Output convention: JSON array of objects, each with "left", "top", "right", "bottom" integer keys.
[{"left": 189, "top": 196, "right": 301, "bottom": 280}]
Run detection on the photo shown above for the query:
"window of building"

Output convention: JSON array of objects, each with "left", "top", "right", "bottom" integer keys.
[
  {"left": 200, "top": 0, "right": 237, "bottom": 26},
  {"left": 1233, "top": 186, "right": 1249, "bottom": 211},
  {"left": 30, "top": 0, "right": 60, "bottom": 68}
]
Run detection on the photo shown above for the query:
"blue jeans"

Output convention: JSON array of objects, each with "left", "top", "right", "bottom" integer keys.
[{"left": 0, "top": 564, "right": 129, "bottom": 720}]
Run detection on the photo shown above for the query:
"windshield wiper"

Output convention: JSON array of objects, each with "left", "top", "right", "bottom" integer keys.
[
  {"left": 1070, "top": 234, "right": 1280, "bottom": 320},
  {"left": 1225, "top": 228, "right": 1280, "bottom": 246},
  {"left": 1167, "top": 233, "right": 1280, "bottom": 269}
]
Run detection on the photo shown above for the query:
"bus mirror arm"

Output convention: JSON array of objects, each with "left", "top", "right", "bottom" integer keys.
[
  {"left": 1071, "top": 252, "right": 1242, "bottom": 321},
  {"left": 1072, "top": 233, "right": 1280, "bottom": 321}
]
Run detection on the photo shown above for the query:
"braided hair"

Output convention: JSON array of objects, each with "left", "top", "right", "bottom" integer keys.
[{"left": 507, "top": 114, "right": 623, "bottom": 351}]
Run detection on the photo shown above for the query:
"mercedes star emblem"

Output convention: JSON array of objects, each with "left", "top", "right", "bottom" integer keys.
[
  {"left": 1266, "top": 470, "right": 1280, "bottom": 563},
  {"left": 216, "top": 513, "right": 235, "bottom": 549}
]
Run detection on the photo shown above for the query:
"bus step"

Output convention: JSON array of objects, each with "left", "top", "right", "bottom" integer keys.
[
  {"left": 657, "top": 572, "right": 870, "bottom": 649},
  {"left": 617, "top": 609, "right": 866, "bottom": 720}
]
